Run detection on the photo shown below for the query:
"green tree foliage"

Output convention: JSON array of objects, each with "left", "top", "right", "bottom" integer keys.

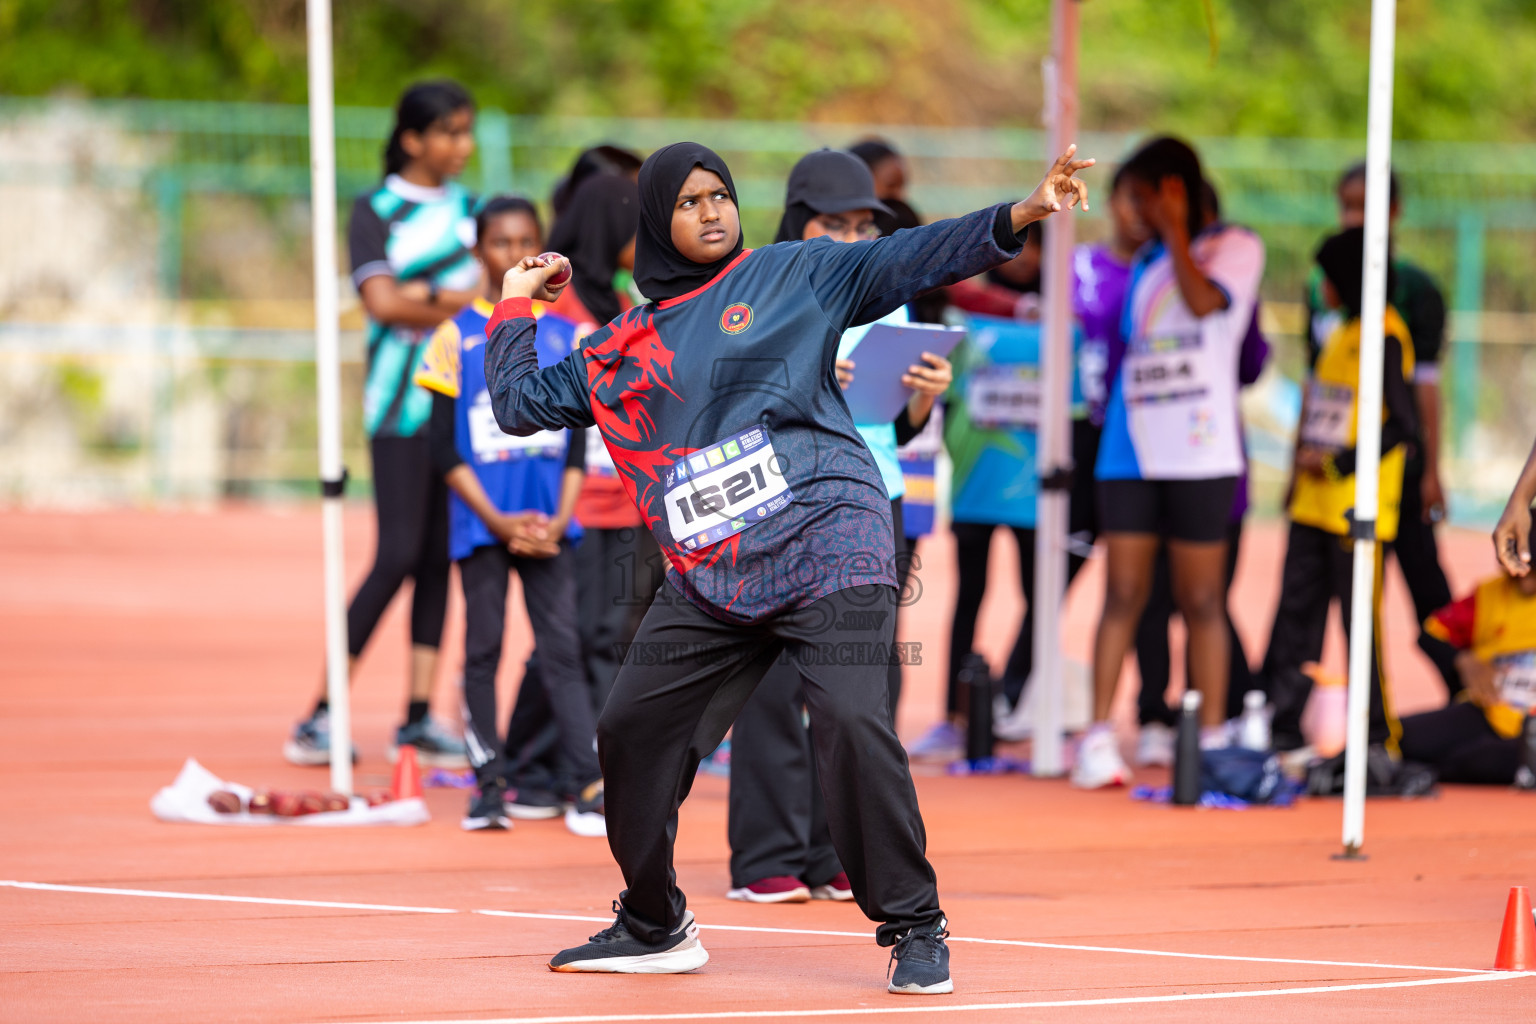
[{"left": 1, "top": 0, "right": 1533, "bottom": 140}]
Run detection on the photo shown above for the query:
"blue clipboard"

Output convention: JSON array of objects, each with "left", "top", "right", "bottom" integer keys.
[{"left": 840, "top": 321, "right": 966, "bottom": 424}]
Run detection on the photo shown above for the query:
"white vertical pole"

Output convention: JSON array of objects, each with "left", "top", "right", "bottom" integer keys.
[
  {"left": 1340, "top": 0, "right": 1398, "bottom": 857},
  {"left": 1031, "top": 0, "right": 1079, "bottom": 778},
  {"left": 306, "top": 0, "right": 352, "bottom": 796}
]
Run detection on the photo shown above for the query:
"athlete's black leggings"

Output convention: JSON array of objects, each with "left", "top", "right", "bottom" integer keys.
[
  {"left": 345, "top": 436, "right": 449, "bottom": 658},
  {"left": 947, "top": 522, "right": 1088, "bottom": 711}
]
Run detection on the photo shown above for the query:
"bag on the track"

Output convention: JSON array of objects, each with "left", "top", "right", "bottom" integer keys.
[{"left": 1199, "top": 748, "right": 1290, "bottom": 804}]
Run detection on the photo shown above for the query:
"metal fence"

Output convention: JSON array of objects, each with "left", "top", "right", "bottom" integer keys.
[{"left": 0, "top": 97, "right": 1532, "bottom": 514}]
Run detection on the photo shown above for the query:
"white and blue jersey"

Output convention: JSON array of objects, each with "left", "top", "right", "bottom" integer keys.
[
  {"left": 415, "top": 298, "right": 582, "bottom": 561},
  {"left": 1096, "top": 225, "right": 1265, "bottom": 481}
]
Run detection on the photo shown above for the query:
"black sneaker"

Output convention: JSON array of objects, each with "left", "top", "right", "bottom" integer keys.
[
  {"left": 888, "top": 919, "right": 953, "bottom": 994},
  {"left": 549, "top": 900, "right": 708, "bottom": 974},
  {"left": 506, "top": 786, "right": 564, "bottom": 820},
  {"left": 461, "top": 783, "right": 512, "bottom": 832}
]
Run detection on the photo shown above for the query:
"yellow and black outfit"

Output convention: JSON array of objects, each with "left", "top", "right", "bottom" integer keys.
[
  {"left": 1397, "top": 575, "right": 1536, "bottom": 783},
  {"left": 1262, "top": 307, "right": 1418, "bottom": 751}
]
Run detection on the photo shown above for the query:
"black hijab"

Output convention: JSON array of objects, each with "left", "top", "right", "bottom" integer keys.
[
  {"left": 545, "top": 173, "right": 639, "bottom": 326},
  {"left": 633, "top": 142, "right": 744, "bottom": 302}
]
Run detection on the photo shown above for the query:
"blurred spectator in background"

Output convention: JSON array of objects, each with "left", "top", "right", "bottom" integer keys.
[
  {"left": 413, "top": 197, "right": 600, "bottom": 832},
  {"left": 1262, "top": 227, "right": 1416, "bottom": 755},
  {"left": 510, "top": 170, "right": 655, "bottom": 821},
  {"left": 728, "top": 148, "right": 948, "bottom": 899},
  {"left": 1397, "top": 531, "right": 1536, "bottom": 785},
  {"left": 1129, "top": 181, "right": 1268, "bottom": 767},
  {"left": 1077, "top": 137, "right": 1265, "bottom": 789},
  {"left": 550, "top": 144, "right": 645, "bottom": 220},
  {"left": 1308, "top": 164, "right": 1455, "bottom": 693},
  {"left": 548, "top": 172, "right": 652, "bottom": 713},
  {"left": 285, "top": 80, "right": 481, "bottom": 769},
  {"left": 1064, "top": 161, "right": 1150, "bottom": 604},
  {"left": 849, "top": 137, "right": 915, "bottom": 236}
]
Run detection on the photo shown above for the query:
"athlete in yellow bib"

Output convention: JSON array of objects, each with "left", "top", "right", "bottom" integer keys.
[
  {"left": 1289, "top": 303, "right": 1414, "bottom": 541},
  {"left": 1398, "top": 554, "right": 1536, "bottom": 784},
  {"left": 1259, "top": 227, "right": 1419, "bottom": 753}
]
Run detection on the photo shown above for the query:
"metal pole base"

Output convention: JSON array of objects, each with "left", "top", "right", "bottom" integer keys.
[{"left": 1331, "top": 844, "right": 1369, "bottom": 861}]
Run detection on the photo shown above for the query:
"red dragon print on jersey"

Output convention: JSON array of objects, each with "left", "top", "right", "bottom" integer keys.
[{"left": 583, "top": 306, "right": 742, "bottom": 577}]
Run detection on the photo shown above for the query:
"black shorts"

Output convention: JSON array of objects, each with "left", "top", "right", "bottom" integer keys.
[{"left": 1095, "top": 477, "right": 1238, "bottom": 544}]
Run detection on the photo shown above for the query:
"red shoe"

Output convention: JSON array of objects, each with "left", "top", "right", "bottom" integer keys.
[
  {"left": 726, "top": 876, "right": 811, "bottom": 903},
  {"left": 809, "top": 872, "right": 854, "bottom": 901}
]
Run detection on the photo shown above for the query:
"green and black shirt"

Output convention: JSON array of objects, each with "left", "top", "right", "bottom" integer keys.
[{"left": 348, "top": 175, "right": 480, "bottom": 438}]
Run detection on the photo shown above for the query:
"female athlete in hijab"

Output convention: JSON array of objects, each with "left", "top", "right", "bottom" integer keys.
[{"left": 484, "top": 140, "right": 1092, "bottom": 994}]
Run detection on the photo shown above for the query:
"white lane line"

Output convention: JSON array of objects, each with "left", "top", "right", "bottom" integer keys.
[
  {"left": 472, "top": 910, "right": 1486, "bottom": 975},
  {"left": 0, "top": 880, "right": 458, "bottom": 914},
  {"left": 313, "top": 971, "right": 1535, "bottom": 1024},
  {"left": 3, "top": 880, "right": 1489, "bottom": 976}
]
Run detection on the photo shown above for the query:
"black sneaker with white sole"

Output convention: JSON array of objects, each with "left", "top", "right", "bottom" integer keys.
[
  {"left": 461, "top": 783, "right": 512, "bottom": 832},
  {"left": 505, "top": 786, "right": 564, "bottom": 820},
  {"left": 549, "top": 901, "right": 708, "bottom": 974},
  {"left": 887, "top": 920, "right": 952, "bottom": 994}
]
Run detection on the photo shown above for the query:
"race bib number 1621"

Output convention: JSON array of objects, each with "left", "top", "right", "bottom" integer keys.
[{"left": 664, "top": 426, "right": 793, "bottom": 551}]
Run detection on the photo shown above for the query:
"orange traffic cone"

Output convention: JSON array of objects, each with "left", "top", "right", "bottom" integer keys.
[
  {"left": 391, "top": 744, "right": 423, "bottom": 802},
  {"left": 1494, "top": 886, "right": 1536, "bottom": 970}
]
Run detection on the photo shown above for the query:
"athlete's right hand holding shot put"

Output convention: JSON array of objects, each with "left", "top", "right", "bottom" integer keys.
[{"left": 488, "top": 142, "right": 1092, "bottom": 993}]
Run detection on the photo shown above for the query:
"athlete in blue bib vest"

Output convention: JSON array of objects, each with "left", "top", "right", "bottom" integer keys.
[
  {"left": 414, "top": 197, "right": 603, "bottom": 834},
  {"left": 484, "top": 141, "right": 1094, "bottom": 993}
]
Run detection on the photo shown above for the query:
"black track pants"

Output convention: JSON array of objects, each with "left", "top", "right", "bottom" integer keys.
[
  {"left": 602, "top": 580, "right": 941, "bottom": 947},
  {"left": 1390, "top": 453, "right": 1456, "bottom": 693},
  {"left": 458, "top": 542, "right": 599, "bottom": 793},
  {"left": 726, "top": 658, "right": 841, "bottom": 889},
  {"left": 346, "top": 436, "right": 449, "bottom": 656},
  {"left": 1399, "top": 701, "right": 1521, "bottom": 785},
  {"left": 1260, "top": 522, "right": 1398, "bottom": 751},
  {"left": 727, "top": 500, "right": 911, "bottom": 892},
  {"left": 948, "top": 522, "right": 1088, "bottom": 710}
]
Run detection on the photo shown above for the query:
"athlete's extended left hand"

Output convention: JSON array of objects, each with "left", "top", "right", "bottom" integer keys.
[
  {"left": 1014, "top": 144, "right": 1094, "bottom": 230},
  {"left": 501, "top": 254, "right": 571, "bottom": 304}
]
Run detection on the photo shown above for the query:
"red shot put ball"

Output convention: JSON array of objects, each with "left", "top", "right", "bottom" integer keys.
[
  {"left": 538, "top": 252, "right": 571, "bottom": 287},
  {"left": 207, "top": 790, "right": 243, "bottom": 815}
]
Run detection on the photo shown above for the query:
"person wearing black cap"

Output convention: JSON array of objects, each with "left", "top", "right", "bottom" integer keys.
[
  {"left": 1259, "top": 226, "right": 1418, "bottom": 753},
  {"left": 724, "top": 149, "right": 951, "bottom": 907},
  {"left": 483, "top": 139, "right": 1092, "bottom": 992}
]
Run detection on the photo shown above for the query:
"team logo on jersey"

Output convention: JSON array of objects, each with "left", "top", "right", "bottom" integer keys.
[{"left": 720, "top": 302, "right": 754, "bottom": 335}]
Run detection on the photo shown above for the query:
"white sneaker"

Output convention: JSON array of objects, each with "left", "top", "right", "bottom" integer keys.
[
  {"left": 1201, "top": 721, "right": 1237, "bottom": 751},
  {"left": 565, "top": 808, "right": 607, "bottom": 838},
  {"left": 993, "top": 699, "right": 1033, "bottom": 742},
  {"left": 1135, "top": 722, "right": 1176, "bottom": 767},
  {"left": 1072, "top": 726, "right": 1130, "bottom": 789}
]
